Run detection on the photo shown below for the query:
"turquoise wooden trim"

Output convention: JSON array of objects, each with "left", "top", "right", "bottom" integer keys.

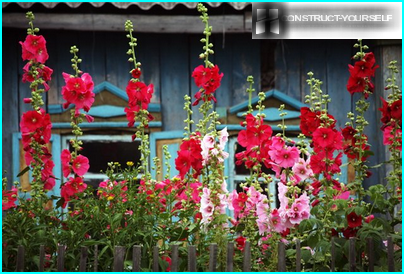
[
  {"left": 52, "top": 121, "right": 162, "bottom": 129},
  {"left": 217, "top": 124, "right": 302, "bottom": 132},
  {"left": 48, "top": 81, "right": 161, "bottom": 114},
  {"left": 87, "top": 105, "right": 125, "bottom": 118},
  {"left": 12, "top": 133, "right": 62, "bottom": 208},
  {"left": 237, "top": 108, "right": 301, "bottom": 122},
  {"left": 229, "top": 89, "right": 307, "bottom": 114},
  {"left": 149, "top": 130, "right": 184, "bottom": 179}
]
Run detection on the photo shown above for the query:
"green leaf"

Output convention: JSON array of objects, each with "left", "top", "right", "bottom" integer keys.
[{"left": 17, "top": 166, "right": 30, "bottom": 177}]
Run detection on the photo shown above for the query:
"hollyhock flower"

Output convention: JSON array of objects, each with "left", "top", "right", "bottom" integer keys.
[
  {"left": 347, "top": 76, "right": 372, "bottom": 98},
  {"left": 334, "top": 191, "right": 350, "bottom": 200},
  {"left": 379, "top": 97, "right": 392, "bottom": 124},
  {"left": 277, "top": 183, "right": 289, "bottom": 209},
  {"left": 131, "top": 68, "right": 142, "bottom": 79},
  {"left": 311, "top": 180, "right": 322, "bottom": 196},
  {"left": 175, "top": 137, "right": 203, "bottom": 178},
  {"left": 219, "top": 127, "right": 229, "bottom": 150},
  {"left": 20, "top": 34, "right": 49, "bottom": 63},
  {"left": 365, "top": 215, "right": 374, "bottom": 223},
  {"left": 20, "top": 109, "right": 45, "bottom": 132},
  {"left": 2, "top": 187, "right": 18, "bottom": 210},
  {"left": 347, "top": 211, "right": 362, "bottom": 228},
  {"left": 235, "top": 236, "right": 247, "bottom": 251},
  {"left": 270, "top": 146, "right": 300, "bottom": 168},
  {"left": 342, "top": 227, "right": 357, "bottom": 239},
  {"left": 62, "top": 73, "right": 95, "bottom": 114},
  {"left": 61, "top": 149, "right": 72, "bottom": 177},
  {"left": 72, "top": 155, "right": 90, "bottom": 176},
  {"left": 383, "top": 125, "right": 402, "bottom": 151},
  {"left": 192, "top": 65, "right": 223, "bottom": 105},
  {"left": 299, "top": 107, "right": 321, "bottom": 137},
  {"left": 390, "top": 99, "right": 402, "bottom": 122},
  {"left": 175, "top": 150, "right": 192, "bottom": 178},
  {"left": 312, "top": 127, "right": 343, "bottom": 150},
  {"left": 292, "top": 158, "right": 313, "bottom": 181},
  {"left": 42, "top": 159, "right": 56, "bottom": 190},
  {"left": 270, "top": 208, "right": 286, "bottom": 233}
]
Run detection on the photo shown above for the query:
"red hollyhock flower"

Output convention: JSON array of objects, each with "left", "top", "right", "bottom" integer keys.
[
  {"left": 312, "top": 128, "right": 343, "bottom": 151},
  {"left": 20, "top": 34, "right": 49, "bottom": 64},
  {"left": 72, "top": 155, "right": 90, "bottom": 176},
  {"left": 299, "top": 107, "right": 321, "bottom": 137},
  {"left": 191, "top": 65, "right": 223, "bottom": 106},
  {"left": 347, "top": 211, "right": 362, "bottom": 228},
  {"left": 61, "top": 149, "right": 72, "bottom": 178},
  {"left": 61, "top": 73, "right": 95, "bottom": 114},
  {"left": 2, "top": 187, "right": 18, "bottom": 210},
  {"left": 131, "top": 68, "right": 142, "bottom": 79},
  {"left": 342, "top": 227, "right": 357, "bottom": 239},
  {"left": 235, "top": 236, "right": 247, "bottom": 251},
  {"left": 390, "top": 98, "right": 402, "bottom": 122},
  {"left": 364, "top": 215, "right": 374, "bottom": 223},
  {"left": 175, "top": 136, "right": 203, "bottom": 178}
]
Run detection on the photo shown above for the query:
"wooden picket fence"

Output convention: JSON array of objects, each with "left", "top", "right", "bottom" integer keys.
[{"left": 14, "top": 237, "right": 397, "bottom": 272}]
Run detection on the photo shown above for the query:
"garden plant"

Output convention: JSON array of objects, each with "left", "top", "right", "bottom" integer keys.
[{"left": 2, "top": 4, "right": 402, "bottom": 272}]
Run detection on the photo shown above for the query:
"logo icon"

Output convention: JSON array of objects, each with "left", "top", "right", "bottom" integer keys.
[{"left": 256, "top": 9, "right": 279, "bottom": 34}]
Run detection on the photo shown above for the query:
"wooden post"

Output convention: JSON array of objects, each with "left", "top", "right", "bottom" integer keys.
[
  {"left": 132, "top": 245, "right": 141, "bottom": 272},
  {"left": 366, "top": 238, "right": 374, "bottom": 272},
  {"left": 209, "top": 243, "right": 218, "bottom": 272},
  {"left": 93, "top": 245, "right": 98, "bottom": 272},
  {"left": 349, "top": 237, "right": 356, "bottom": 272},
  {"left": 113, "top": 246, "right": 126, "bottom": 272},
  {"left": 331, "top": 237, "right": 335, "bottom": 272},
  {"left": 226, "top": 242, "right": 234, "bottom": 272},
  {"left": 79, "top": 246, "right": 88, "bottom": 272},
  {"left": 39, "top": 245, "right": 45, "bottom": 272},
  {"left": 387, "top": 236, "right": 395, "bottom": 272},
  {"left": 242, "top": 241, "right": 251, "bottom": 272},
  {"left": 277, "top": 241, "right": 286, "bottom": 272},
  {"left": 171, "top": 244, "right": 179, "bottom": 272},
  {"left": 16, "top": 245, "right": 25, "bottom": 272},
  {"left": 296, "top": 239, "right": 301, "bottom": 272},
  {"left": 153, "top": 245, "right": 159, "bottom": 272},
  {"left": 57, "top": 245, "right": 66, "bottom": 272},
  {"left": 188, "top": 245, "right": 197, "bottom": 272}
]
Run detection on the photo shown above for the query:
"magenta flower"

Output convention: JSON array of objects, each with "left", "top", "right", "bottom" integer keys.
[{"left": 72, "top": 155, "right": 89, "bottom": 176}]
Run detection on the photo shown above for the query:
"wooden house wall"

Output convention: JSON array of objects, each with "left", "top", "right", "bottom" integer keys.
[{"left": 2, "top": 27, "right": 401, "bottom": 190}]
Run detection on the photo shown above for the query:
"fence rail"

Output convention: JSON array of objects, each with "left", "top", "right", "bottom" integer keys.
[{"left": 13, "top": 237, "right": 397, "bottom": 272}]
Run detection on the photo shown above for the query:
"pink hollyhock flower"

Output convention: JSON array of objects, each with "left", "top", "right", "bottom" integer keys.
[
  {"left": 62, "top": 73, "right": 95, "bottom": 113},
  {"left": 256, "top": 200, "right": 269, "bottom": 219},
  {"left": 61, "top": 149, "right": 72, "bottom": 177},
  {"left": 232, "top": 191, "right": 248, "bottom": 218},
  {"left": 292, "top": 158, "right": 313, "bottom": 181},
  {"left": 219, "top": 127, "right": 229, "bottom": 150},
  {"left": 2, "top": 187, "right": 18, "bottom": 210},
  {"left": 20, "top": 34, "right": 49, "bottom": 63},
  {"left": 365, "top": 215, "right": 374, "bottom": 223},
  {"left": 270, "top": 146, "right": 300, "bottom": 168},
  {"left": 277, "top": 183, "right": 289, "bottom": 209},
  {"left": 334, "top": 191, "right": 350, "bottom": 200},
  {"left": 72, "top": 155, "right": 90, "bottom": 176},
  {"left": 383, "top": 125, "right": 402, "bottom": 151}
]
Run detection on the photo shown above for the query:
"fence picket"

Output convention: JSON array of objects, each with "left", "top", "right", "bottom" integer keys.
[
  {"left": 93, "top": 245, "right": 98, "bottom": 272},
  {"left": 16, "top": 245, "right": 25, "bottom": 272},
  {"left": 171, "top": 244, "right": 179, "bottom": 272},
  {"left": 113, "top": 246, "right": 126, "bottom": 272},
  {"left": 242, "top": 241, "right": 251, "bottom": 272},
  {"left": 153, "top": 245, "right": 159, "bottom": 272},
  {"left": 349, "top": 237, "right": 356, "bottom": 272},
  {"left": 132, "top": 245, "right": 142, "bottom": 272},
  {"left": 277, "top": 241, "right": 286, "bottom": 272},
  {"left": 79, "top": 246, "right": 88, "bottom": 272},
  {"left": 57, "top": 245, "right": 66, "bottom": 272},
  {"left": 39, "top": 245, "right": 45, "bottom": 272},
  {"left": 367, "top": 238, "right": 374, "bottom": 272},
  {"left": 226, "top": 242, "right": 234, "bottom": 272},
  {"left": 209, "top": 243, "right": 218, "bottom": 272},
  {"left": 296, "top": 239, "right": 301, "bottom": 272},
  {"left": 188, "top": 245, "right": 197, "bottom": 272},
  {"left": 387, "top": 236, "right": 395, "bottom": 272}
]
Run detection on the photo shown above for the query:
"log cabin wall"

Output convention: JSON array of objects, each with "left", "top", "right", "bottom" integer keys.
[{"left": 2, "top": 2, "right": 401, "bottom": 191}]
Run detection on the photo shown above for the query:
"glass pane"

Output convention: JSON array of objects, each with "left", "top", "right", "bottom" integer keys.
[{"left": 69, "top": 139, "right": 141, "bottom": 174}]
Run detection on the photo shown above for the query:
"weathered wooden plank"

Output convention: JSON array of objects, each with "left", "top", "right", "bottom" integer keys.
[
  {"left": 42, "top": 29, "right": 61, "bottom": 105},
  {"left": 296, "top": 239, "right": 301, "bottom": 272},
  {"left": 153, "top": 245, "right": 159, "bottom": 272},
  {"left": 242, "top": 241, "right": 251, "bottom": 272},
  {"left": 213, "top": 33, "right": 232, "bottom": 109},
  {"left": 188, "top": 245, "right": 197, "bottom": 272},
  {"left": 93, "top": 245, "right": 99, "bottom": 272},
  {"left": 367, "top": 238, "right": 374, "bottom": 272},
  {"left": 113, "top": 246, "right": 126, "bottom": 272},
  {"left": 2, "top": 29, "right": 20, "bottom": 185},
  {"left": 132, "top": 245, "right": 141, "bottom": 272},
  {"left": 16, "top": 245, "right": 25, "bottom": 272},
  {"left": 159, "top": 34, "right": 189, "bottom": 131},
  {"left": 79, "top": 246, "right": 88, "bottom": 272},
  {"left": 3, "top": 13, "right": 249, "bottom": 33},
  {"left": 331, "top": 237, "right": 336, "bottom": 272},
  {"left": 387, "top": 236, "right": 395, "bottom": 272},
  {"left": 57, "top": 245, "right": 66, "bottom": 272},
  {"left": 226, "top": 242, "right": 234, "bottom": 272},
  {"left": 349, "top": 237, "right": 356, "bottom": 272},
  {"left": 104, "top": 32, "right": 131, "bottom": 92},
  {"left": 78, "top": 32, "right": 106, "bottom": 87},
  {"left": 209, "top": 243, "right": 218, "bottom": 272},
  {"left": 277, "top": 241, "right": 286, "bottom": 272},
  {"left": 171, "top": 244, "right": 179, "bottom": 272},
  {"left": 39, "top": 245, "right": 45, "bottom": 272},
  {"left": 137, "top": 33, "right": 161, "bottom": 104}
]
